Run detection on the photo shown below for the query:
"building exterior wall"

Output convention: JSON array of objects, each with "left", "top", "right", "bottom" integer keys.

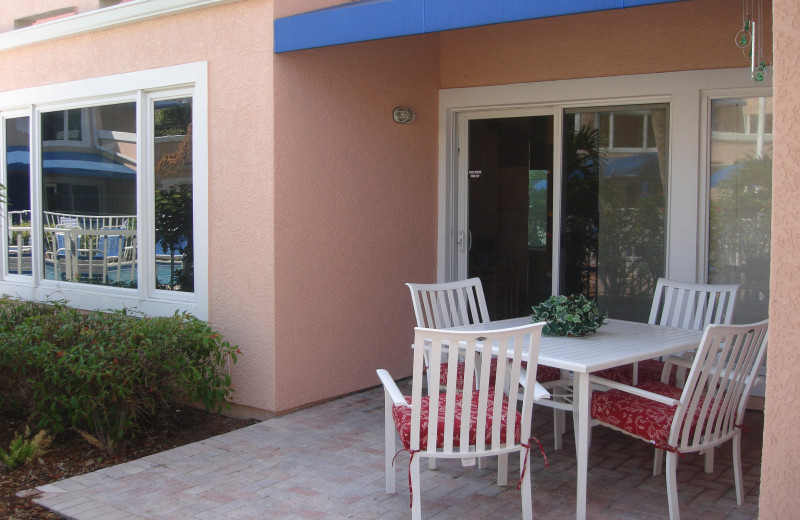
[
  {"left": 1, "top": 0, "right": 795, "bottom": 513},
  {"left": 272, "top": 34, "right": 440, "bottom": 411},
  {"left": 0, "top": 0, "right": 278, "bottom": 414},
  {"left": 439, "top": 0, "right": 769, "bottom": 87},
  {"left": 760, "top": 0, "right": 800, "bottom": 515}
]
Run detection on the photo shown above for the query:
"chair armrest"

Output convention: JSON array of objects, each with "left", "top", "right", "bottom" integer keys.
[
  {"left": 588, "top": 375, "right": 679, "bottom": 406},
  {"left": 376, "top": 369, "right": 408, "bottom": 407},
  {"left": 532, "top": 381, "right": 551, "bottom": 401},
  {"left": 515, "top": 368, "right": 552, "bottom": 401}
]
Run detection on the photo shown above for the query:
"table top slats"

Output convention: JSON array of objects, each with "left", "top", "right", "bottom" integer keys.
[{"left": 453, "top": 317, "right": 703, "bottom": 374}]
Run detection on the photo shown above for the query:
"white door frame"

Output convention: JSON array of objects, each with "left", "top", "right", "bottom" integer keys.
[
  {"left": 452, "top": 107, "right": 559, "bottom": 291},
  {"left": 438, "top": 68, "right": 771, "bottom": 289}
]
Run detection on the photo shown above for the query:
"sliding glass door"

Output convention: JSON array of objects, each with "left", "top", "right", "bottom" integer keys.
[
  {"left": 465, "top": 115, "right": 554, "bottom": 320},
  {"left": 457, "top": 104, "right": 669, "bottom": 322},
  {"left": 560, "top": 105, "right": 669, "bottom": 321}
]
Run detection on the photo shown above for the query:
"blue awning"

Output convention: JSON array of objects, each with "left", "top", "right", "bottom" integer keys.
[{"left": 275, "top": 0, "right": 688, "bottom": 53}]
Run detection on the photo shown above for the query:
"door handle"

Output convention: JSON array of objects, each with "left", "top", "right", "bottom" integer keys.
[{"left": 457, "top": 230, "right": 472, "bottom": 254}]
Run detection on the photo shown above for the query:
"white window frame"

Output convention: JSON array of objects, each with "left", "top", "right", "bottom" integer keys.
[
  {"left": 438, "top": 67, "right": 772, "bottom": 287},
  {"left": 0, "top": 62, "right": 208, "bottom": 319}
]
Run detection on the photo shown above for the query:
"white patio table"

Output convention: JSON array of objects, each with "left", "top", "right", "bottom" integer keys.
[{"left": 451, "top": 317, "right": 703, "bottom": 520}]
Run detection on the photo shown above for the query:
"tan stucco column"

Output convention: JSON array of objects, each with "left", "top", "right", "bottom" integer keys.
[{"left": 760, "top": 0, "right": 800, "bottom": 516}]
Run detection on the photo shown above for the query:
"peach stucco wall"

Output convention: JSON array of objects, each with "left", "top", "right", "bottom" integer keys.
[
  {"left": 439, "top": 0, "right": 769, "bottom": 87},
  {"left": 760, "top": 0, "right": 800, "bottom": 515},
  {"left": 272, "top": 34, "right": 439, "bottom": 411},
  {"left": 0, "top": 0, "right": 278, "bottom": 413}
]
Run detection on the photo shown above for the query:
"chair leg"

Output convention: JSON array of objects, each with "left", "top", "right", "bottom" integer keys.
[
  {"left": 553, "top": 408, "right": 565, "bottom": 451},
  {"left": 733, "top": 431, "right": 744, "bottom": 505},
  {"left": 519, "top": 449, "right": 533, "bottom": 520},
  {"left": 653, "top": 448, "right": 664, "bottom": 476},
  {"left": 665, "top": 451, "right": 680, "bottom": 520},
  {"left": 410, "top": 452, "right": 422, "bottom": 520},
  {"left": 384, "top": 392, "right": 396, "bottom": 494},
  {"left": 704, "top": 447, "right": 715, "bottom": 474},
  {"left": 498, "top": 453, "right": 509, "bottom": 486}
]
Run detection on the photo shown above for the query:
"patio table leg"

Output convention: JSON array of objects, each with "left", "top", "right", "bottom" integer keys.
[{"left": 574, "top": 372, "right": 590, "bottom": 520}]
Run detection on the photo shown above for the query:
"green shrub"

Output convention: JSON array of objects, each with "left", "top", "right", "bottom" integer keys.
[{"left": 0, "top": 298, "right": 239, "bottom": 453}]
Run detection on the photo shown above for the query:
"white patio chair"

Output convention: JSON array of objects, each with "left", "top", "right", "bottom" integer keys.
[
  {"left": 589, "top": 320, "right": 768, "bottom": 520},
  {"left": 595, "top": 278, "right": 739, "bottom": 387},
  {"left": 592, "top": 278, "right": 739, "bottom": 473},
  {"left": 377, "top": 323, "right": 550, "bottom": 520},
  {"left": 407, "top": 279, "right": 568, "bottom": 450}
]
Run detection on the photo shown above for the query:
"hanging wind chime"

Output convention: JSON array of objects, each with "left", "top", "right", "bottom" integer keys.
[{"left": 735, "top": 0, "right": 768, "bottom": 82}]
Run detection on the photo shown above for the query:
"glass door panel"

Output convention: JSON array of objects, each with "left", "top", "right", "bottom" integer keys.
[
  {"left": 467, "top": 115, "right": 554, "bottom": 320},
  {"left": 560, "top": 105, "right": 669, "bottom": 322}
]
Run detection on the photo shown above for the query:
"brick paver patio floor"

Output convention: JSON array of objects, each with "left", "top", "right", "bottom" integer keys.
[{"left": 27, "top": 382, "right": 762, "bottom": 519}]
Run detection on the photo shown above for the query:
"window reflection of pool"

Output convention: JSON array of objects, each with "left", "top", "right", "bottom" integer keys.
[{"left": 44, "top": 263, "right": 180, "bottom": 286}]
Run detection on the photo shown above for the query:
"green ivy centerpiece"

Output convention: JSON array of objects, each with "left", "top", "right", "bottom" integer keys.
[{"left": 531, "top": 294, "right": 607, "bottom": 337}]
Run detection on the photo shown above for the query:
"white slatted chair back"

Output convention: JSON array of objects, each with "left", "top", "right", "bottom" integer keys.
[
  {"left": 407, "top": 279, "right": 572, "bottom": 452},
  {"left": 670, "top": 321, "right": 768, "bottom": 454},
  {"left": 410, "top": 324, "right": 543, "bottom": 458},
  {"left": 406, "top": 278, "right": 490, "bottom": 329},
  {"left": 649, "top": 278, "right": 739, "bottom": 330},
  {"left": 377, "top": 323, "right": 546, "bottom": 520},
  {"left": 638, "top": 278, "right": 741, "bottom": 476},
  {"left": 589, "top": 320, "right": 768, "bottom": 519}
]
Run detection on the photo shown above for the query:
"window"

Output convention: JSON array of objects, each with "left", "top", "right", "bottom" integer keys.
[
  {"left": 153, "top": 98, "right": 193, "bottom": 292},
  {"left": 5, "top": 116, "right": 31, "bottom": 276},
  {"left": 40, "top": 102, "right": 139, "bottom": 287},
  {"left": 0, "top": 63, "right": 207, "bottom": 318},
  {"left": 707, "top": 96, "right": 772, "bottom": 322}
]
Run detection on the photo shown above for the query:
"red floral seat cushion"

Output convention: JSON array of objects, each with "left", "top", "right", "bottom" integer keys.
[
  {"left": 392, "top": 391, "right": 521, "bottom": 451},
  {"left": 536, "top": 365, "right": 562, "bottom": 384},
  {"left": 590, "top": 380, "right": 708, "bottom": 452},
  {"left": 593, "top": 359, "right": 678, "bottom": 386},
  {"left": 437, "top": 360, "right": 562, "bottom": 388}
]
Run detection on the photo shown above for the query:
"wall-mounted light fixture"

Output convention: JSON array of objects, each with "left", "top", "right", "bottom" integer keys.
[{"left": 392, "top": 107, "right": 415, "bottom": 124}]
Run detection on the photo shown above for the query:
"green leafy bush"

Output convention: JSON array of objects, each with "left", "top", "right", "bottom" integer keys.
[
  {"left": 0, "top": 298, "right": 239, "bottom": 452},
  {"left": 531, "top": 294, "right": 607, "bottom": 337}
]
